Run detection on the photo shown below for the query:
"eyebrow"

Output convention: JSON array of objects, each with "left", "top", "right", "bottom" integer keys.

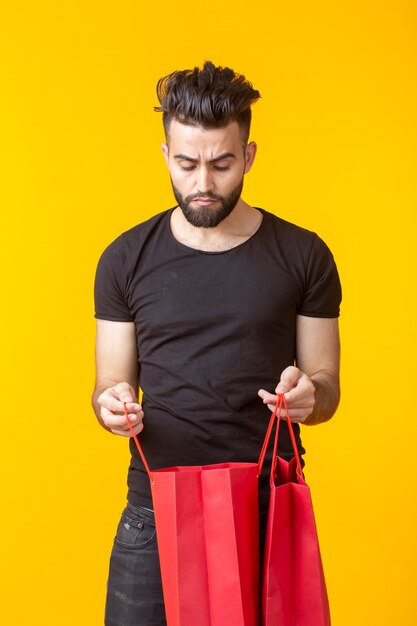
[{"left": 173, "top": 152, "right": 237, "bottom": 163}]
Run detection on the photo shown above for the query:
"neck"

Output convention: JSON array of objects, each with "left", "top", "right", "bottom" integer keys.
[{"left": 170, "top": 200, "right": 263, "bottom": 252}]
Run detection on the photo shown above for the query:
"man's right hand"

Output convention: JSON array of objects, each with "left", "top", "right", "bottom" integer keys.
[{"left": 97, "top": 382, "right": 144, "bottom": 437}]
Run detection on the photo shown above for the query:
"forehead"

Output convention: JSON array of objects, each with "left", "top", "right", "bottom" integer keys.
[{"left": 167, "top": 119, "right": 242, "bottom": 155}]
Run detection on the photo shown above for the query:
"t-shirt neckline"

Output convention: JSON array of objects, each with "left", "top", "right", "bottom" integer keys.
[{"left": 166, "top": 206, "right": 266, "bottom": 255}]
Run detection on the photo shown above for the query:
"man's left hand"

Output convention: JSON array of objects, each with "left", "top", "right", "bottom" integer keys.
[{"left": 258, "top": 365, "right": 315, "bottom": 424}]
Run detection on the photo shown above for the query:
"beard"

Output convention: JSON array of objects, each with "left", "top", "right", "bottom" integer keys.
[{"left": 171, "top": 178, "right": 244, "bottom": 228}]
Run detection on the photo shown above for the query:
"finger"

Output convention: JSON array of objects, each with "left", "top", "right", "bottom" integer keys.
[
  {"left": 258, "top": 389, "right": 311, "bottom": 422},
  {"left": 101, "top": 406, "right": 128, "bottom": 429},
  {"left": 264, "top": 403, "right": 305, "bottom": 423},
  {"left": 113, "top": 382, "right": 137, "bottom": 403},
  {"left": 122, "top": 401, "right": 143, "bottom": 414},
  {"left": 258, "top": 389, "right": 279, "bottom": 405},
  {"left": 283, "top": 382, "right": 315, "bottom": 412},
  {"left": 101, "top": 407, "right": 144, "bottom": 430},
  {"left": 99, "top": 390, "right": 142, "bottom": 414},
  {"left": 111, "top": 421, "right": 144, "bottom": 437},
  {"left": 275, "top": 366, "right": 302, "bottom": 394}
]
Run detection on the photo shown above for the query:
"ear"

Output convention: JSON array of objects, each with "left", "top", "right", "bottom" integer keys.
[
  {"left": 244, "top": 141, "right": 257, "bottom": 174},
  {"left": 161, "top": 142, "right": 169, "bottom": 166}
]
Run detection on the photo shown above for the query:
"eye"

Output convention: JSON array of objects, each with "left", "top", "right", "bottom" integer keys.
[
  {"left": 213, "top": 165, "right": 230, "bottom": 171},
  {"left": 180, "top": 165, "right": 196, "bottom": 171}
]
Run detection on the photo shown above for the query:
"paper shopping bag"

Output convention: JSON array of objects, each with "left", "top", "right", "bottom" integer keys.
[
  {"left": 262, "top": 395, "right": 331, "bottom": 626},
  {"left": 124, "top": 402, "right": 277, "bottom": 626},
  {"left": 151, "top": 461, "right": 259, "bottom": 626}
]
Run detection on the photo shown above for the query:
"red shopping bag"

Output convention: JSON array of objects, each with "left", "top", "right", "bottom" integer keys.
[
  {"left": 261, "top": 395, "right": 331, "bottom": 626},
  {"left": 124, "top": 403, "right": 277, "bottom": 626}
]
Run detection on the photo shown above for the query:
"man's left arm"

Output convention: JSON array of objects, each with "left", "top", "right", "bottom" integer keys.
[{"left": 258, "top": 316, "right": 340, "bottom": 425}]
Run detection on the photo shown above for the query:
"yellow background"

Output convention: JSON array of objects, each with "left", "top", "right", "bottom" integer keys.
[{"left": 1, "top": 1, "right": 416, "bottom": 624}]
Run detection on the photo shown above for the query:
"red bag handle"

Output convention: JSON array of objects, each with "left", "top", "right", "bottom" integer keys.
[
  {"left": 123, "top": 402, "right": 152, "bottom": 484},
  {"left": 256, "top": 394, "right": 283, "bottom": 477},
  {"left": 269, "top": 394, "right": 303, "bottom": 485},
  {"left": 124, "top": 395, "right": 300, "bottom": 483}
]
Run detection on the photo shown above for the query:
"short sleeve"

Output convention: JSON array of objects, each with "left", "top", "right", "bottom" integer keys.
[
  {"left": 298, "top": 234, "right": 342, "bottom": 318},
  {"left": 94, "top": 237, "right": 134, "bottom": 322}
]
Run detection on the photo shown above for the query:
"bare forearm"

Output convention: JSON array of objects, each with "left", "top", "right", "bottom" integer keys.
[
  {"left": 93, "top": 320, "right": 142, "bottom": 436},
  {"left": 304, "top": 371, "right": 340, "bottom": 425}
]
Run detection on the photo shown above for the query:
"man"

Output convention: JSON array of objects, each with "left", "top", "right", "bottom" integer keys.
[{"left": 92, "top": 61, "right": 341, "bottom": 626}]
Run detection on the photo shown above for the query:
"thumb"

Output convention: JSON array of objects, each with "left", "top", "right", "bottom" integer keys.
[
  {"left": 114, "top": 382, "right": 135, "bottom": 402},
  {"left": 275, "top": 366, "right": 300, "bottom": 394}
]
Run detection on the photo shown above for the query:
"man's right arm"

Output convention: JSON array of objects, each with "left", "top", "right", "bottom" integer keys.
[{"left": 92, "top": 319, "right": 144, "bottom": 437}]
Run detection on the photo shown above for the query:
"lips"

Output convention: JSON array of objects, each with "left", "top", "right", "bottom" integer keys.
[{"left": 192, "top": 198, "right": 219, "bottom": 206}]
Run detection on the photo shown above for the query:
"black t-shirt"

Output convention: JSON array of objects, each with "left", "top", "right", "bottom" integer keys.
[{"left": 94, "top": 207, "right": 342, "bottom": 512}]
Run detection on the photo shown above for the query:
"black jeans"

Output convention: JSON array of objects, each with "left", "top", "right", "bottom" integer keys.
[
  {"left": 105, "top": 502, "right": 269, "bottom": 626},
  {"left": 105, "top": 503, "right": 167, "bottom": 626}
]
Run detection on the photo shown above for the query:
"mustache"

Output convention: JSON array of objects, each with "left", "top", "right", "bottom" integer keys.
[{"left": 185, "top": 192, "right": 223, "bottom": 202}]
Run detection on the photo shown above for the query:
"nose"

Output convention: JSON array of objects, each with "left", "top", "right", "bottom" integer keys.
[{"left": 196, "top": 166, "right": 214, "bottom": 194}]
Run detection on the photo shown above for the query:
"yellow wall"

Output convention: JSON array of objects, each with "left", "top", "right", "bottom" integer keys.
[{"left": 1, "top": 1, "right": 416, "bottom": 624}]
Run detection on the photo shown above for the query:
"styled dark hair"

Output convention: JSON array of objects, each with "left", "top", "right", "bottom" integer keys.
[{"left": 154, "top": 61, "right": 261, "bottom": 144}]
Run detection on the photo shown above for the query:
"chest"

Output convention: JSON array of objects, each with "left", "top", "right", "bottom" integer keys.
[{"left": 126, "top": 249, "right": 303, "bottom": 342}]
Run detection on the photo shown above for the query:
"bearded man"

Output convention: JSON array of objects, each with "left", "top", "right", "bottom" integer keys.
[{"left": 92, "top": 61, "right": 341, "bottom": 626}]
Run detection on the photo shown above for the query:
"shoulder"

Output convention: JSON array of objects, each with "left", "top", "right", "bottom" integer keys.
[
  {"left": 259, "top": 208, "right": 317, "bottom": 244},
  {"left": 257, "top": 208, "right": 333, "bottom": 262},
  {"left": 106, "top": 208, "right": 172, "bottom": 251},
  {"left": 258, "top": 209, "right": 341, "bottom": 315},
  {"left": 98, "top": 208, "right": 173, "bottom": 265}
]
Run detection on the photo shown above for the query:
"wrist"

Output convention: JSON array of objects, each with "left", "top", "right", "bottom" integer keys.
[{"left": 303, "top": 373, "right": 340, "bottom": 425}]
